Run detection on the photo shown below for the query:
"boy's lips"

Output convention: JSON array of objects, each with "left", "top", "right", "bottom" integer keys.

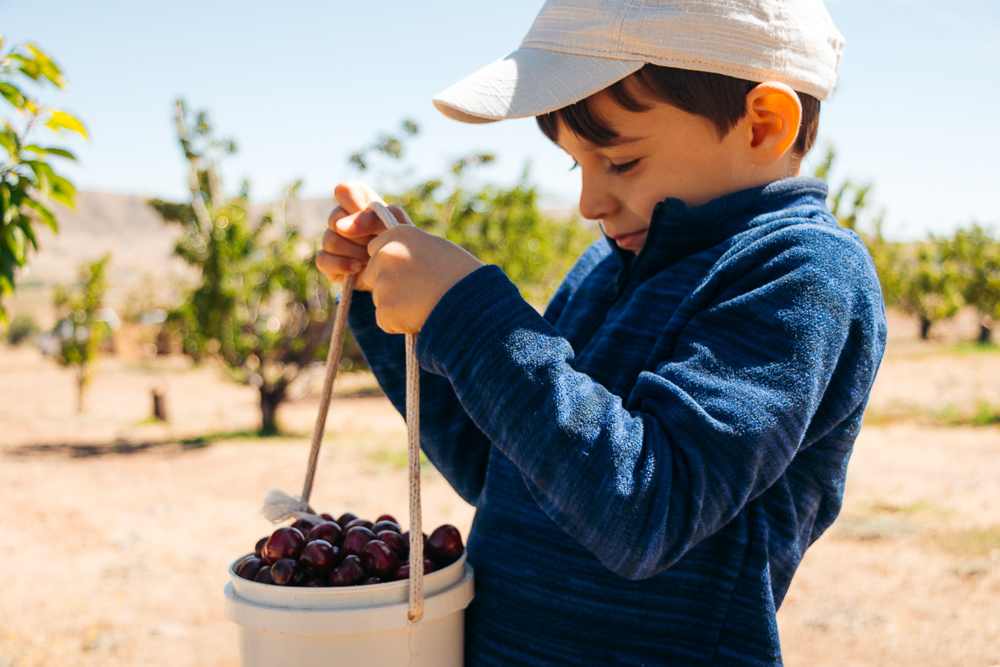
[{"left": 611, "top": 229, "right": 647, "bottom": 251}]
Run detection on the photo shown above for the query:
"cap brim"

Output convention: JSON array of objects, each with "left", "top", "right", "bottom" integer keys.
[{"left": 433, "top": 47, "right": 644, "bottom": 124}]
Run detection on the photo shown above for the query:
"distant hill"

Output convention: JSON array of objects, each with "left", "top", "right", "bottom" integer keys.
[{"left": 24, "top": 191, "right": 339, "bottom": 289}]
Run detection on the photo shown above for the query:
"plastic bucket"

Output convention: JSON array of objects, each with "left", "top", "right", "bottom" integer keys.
[{"left": 224, "top": 553, "right": 474, "bottom": 666}]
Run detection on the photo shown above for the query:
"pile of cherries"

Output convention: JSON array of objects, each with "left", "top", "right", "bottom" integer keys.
[{"left": 235, "top": 511, "right": 464, "bottom": 587}]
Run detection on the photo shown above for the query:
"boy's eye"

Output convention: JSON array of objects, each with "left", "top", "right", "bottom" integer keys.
[{"left": 608, "top": 159, "right": 639, "bottom": 175}]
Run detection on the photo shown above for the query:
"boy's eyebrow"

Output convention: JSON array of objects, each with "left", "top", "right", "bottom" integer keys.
[{"left": 596, "top": 133, "right": 645, "bottom": 148}]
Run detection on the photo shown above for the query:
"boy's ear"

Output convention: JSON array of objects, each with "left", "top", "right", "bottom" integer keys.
[{"left": 745, "top": 83, "right": 802, "bottom": 164}]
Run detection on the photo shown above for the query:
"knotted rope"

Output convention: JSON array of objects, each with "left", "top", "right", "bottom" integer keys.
[{"left": 262, "top": 200, "right": 424, "bottom": 623}]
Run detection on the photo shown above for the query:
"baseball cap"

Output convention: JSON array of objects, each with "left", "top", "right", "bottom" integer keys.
[{"left": 433, "top": 0, "right": 844, "bottom": 124}]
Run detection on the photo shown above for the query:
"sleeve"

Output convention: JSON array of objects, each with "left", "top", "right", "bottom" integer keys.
[
  {"left": 348, "top": 290, "right": 492, "bottom": 505},
  {"left": 417, "top": 231, "right": 884, "bottom": 580}
]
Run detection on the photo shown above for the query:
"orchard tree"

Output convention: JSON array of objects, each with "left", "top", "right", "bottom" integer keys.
[
  {"left": 354, "top": 121, "right": 598, "bottom": 306},
  {"left": 0, "top": 37, "right": 86, "bottom": 323},
  {"left": 149, "top": 100, "right": 335, "bottom": 434},
  {"left": 893, "top": 240, "right": 963, "bottom": 340},
  {"left": 945, "top": 223, "right": 1000, "bottom": 344},
  {"left": 52, "top": 254, "right": 112, "bottom": 412}
]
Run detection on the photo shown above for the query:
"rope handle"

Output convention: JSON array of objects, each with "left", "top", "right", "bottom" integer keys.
[{"left": 261, "top": 200, "right": 425, "bottom": 623}]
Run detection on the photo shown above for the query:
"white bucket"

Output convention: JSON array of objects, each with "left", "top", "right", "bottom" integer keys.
[{"left": 224, "top": 553, "right": 474, "bottom": 667}]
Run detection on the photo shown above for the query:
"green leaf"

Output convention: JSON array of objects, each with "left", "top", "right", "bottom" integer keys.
[
  {"left": 0, "top": 127, "right": 18, "bottom": 156},
  {"left": 26, "top": 45, "right": 66, "bottom": 88},
  {"left": 26, "top": 198, "right": 59, "bottom": 233},
  {"left": 49, "top": 172, "right": 77, "bottom": 209},
  {"left": 44, "top": 111, "right": 88, "bottom": 139},
  {"left": 9, "top": 54, "right": 42, "bottom": 81},
  {"left": 0, "top": 82, "right": 27, "bottom": 109},
  {"left": 23, "top": 144, "right": 76, "bottom": 161}
]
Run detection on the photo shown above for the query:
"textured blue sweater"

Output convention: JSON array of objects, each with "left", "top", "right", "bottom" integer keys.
[{"left": 347, "top": 177, "right": 887, "bottom": 666}]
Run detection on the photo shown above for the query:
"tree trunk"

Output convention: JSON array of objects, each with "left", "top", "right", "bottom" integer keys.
[
  {"left": 978, "top": 317, "right": 993, "bottom": 345},
  {"left": 259, "top": 383, "right": 287, "bottom": 436},
  {"left": 152, "top": 388, "right": 168, "bottom": 422},
  {"left": 76, "top": 367, "right": 85, "bottom": 413},
  {"left": 919, "top": 316, "right": 932, "bottom": 340}
]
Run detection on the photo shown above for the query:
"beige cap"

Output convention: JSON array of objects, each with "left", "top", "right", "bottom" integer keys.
[{"left": 434, "top": 0, "right": 844, "bottom": 123}]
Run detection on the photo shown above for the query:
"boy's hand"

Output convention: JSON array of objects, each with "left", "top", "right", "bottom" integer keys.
[
  {"left": 316, "top": 181, "right": 410, "bottom": 291},
  {"left": 364, "top": 226, "right": 484, "bottom": 334}
]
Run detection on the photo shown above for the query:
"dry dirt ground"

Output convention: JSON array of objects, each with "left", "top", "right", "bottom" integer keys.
[{"left": 1, "top": 310, "right": 999, "bottom": 666}]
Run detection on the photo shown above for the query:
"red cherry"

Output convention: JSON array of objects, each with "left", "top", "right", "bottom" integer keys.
[
  {"left": 254, "top": 536, "right": 268, "bottom": 559},
  {"left": 336, "top": 512, "right": 359, "bottom": 529},
  {"left": 254, "top": 566, "right": 274, "bottom": 585},
  {"left": 320, "top": 513, "right": 336, "bottom": 522},
  {"left": 292, "top": 517, "right": 320, "bottom": 536},
  {"left": 425, "top": 525, "right": 464, "bottom": 567},
  {"left": 300, "top": 540, "right": 337, "bottom": 576},
  {"left": 237, "top": 557, "right": 265, "bottom": 580},
  {"left": 361, "top": 576, "right": 382, "bottom": 586},
  {"left": 375, "top": 514, "right": 398, "bottom": 525},
  {"left": 270, "top": 558, "right": 299, "bottom": 586},
  {"left": 371, "top": 520, "right": 401, "bottom": 534},
  {"left": 360, "top": 540, "right": 400, "bottom": 578},
  {"left": 391, "top": 558, "right": 437, "bottom": 581},
  {"left": 264, "top": 527, "right": 306, "bottom": 562},
  {"left": 305, "top": 521, "right": 342, "bottom": 546},
  {"left": 343, "top": 518, "right": 374, "bottom": 531},
  {"left": 377, "top": 530, "right": 409, "bottom": 559},
  {"left": 328, "top": 555, "right": 367, "bottom": 586},
  {"left": 341, "top": 526, "right": 376, "bottom": 557}
]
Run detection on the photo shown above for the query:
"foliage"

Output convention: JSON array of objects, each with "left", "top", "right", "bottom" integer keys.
[
  {"left": 941, "top": 223, "right": 1000, "bottom": 344},
  {"left": 4, "top": 311, "right": 38, "bottom": 344},
  {"left": 353, "top": 121, "right": 598, "bottom": 307},
  {"left": 148, "top": 100, "right": 334, "bottom": 435},
  {"left": 0, "top": 37, "right": 86, "bottom": 324},
  {"left": 52, "top": 254, "right": 112, "bottom": 412}
]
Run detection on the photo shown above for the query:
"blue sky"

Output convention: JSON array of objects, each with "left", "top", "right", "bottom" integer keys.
[{"left": 3, "top": 0, "right": 998, "bottom": 241}]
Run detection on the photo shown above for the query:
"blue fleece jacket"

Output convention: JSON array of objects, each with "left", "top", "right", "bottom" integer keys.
[{"left": 347, "top": 177, "right": 887, "bottom": 666}]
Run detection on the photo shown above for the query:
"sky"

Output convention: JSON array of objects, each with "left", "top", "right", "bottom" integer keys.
[{"left": 2, "top": 0, "right": 998, "bottom": 242}]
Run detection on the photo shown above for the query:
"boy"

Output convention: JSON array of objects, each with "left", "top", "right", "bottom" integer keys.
[{"left": 316, "top": 0, "right": 887, "bottom": 664}]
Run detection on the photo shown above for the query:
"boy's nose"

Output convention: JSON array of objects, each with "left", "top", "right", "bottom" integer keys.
[{"left": 578, "top": 171, "right": 617, "bottom": 222}]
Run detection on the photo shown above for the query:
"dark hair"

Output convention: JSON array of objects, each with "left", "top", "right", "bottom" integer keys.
[{"left": 536, "top": 64, "right": 820, "bottom": 157}]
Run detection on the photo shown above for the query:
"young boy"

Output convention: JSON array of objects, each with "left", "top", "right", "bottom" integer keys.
[{"left": 316, "top": 0, "right": 887, "bottom": 664}]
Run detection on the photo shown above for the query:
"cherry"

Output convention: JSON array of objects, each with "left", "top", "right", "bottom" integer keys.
[
  {"left": 328, "top": 555, "right": 367, "bottom": 586},
  {"left": 254, "top": 536, "right": 268, "bottom": 559},
  {"left": 391, "top": 558, "right": 437, "bottom": 581},
  {"left": 377, "top": 530, "right": 409, "bottom": 559},
  {"left": 305, "top": 521, "right": 342, "bottom": 546},
  {"left": 376, "top": 514, "right": 398, "bottom": 525},
  {"left": 302, "top": 577, "right": 327, "bottom": 587},
  {"left": 254, "top": 566, "right": 275, "bottom": 585},
  {"left": 336, "top": 512, "right": 358, "bottom": 529},
  {"left": 292, "top": 517, "right": 319, "bottom": 536},
  {"left": 263, "top": 526, "right": 306, "bottom": 562},
  {"left": 343, "top": 518, "right": 374, "bottom": 532},
  {"left": 371, "top": 520, "right": 401, "bottom": 534},
  {"left": 320, "top": 513, "right": 336, "bottom": 522},
  {"left": 361, "top": 576, "right": 382, "bottom": 586},
  {"left": 426, "top": 525, "right": 464, "bottom": 567},
  {"left": 341, "top": 526, "right": 376, "bottom": 557},
  {"left": 360, "top": 540, "right": 400, "bottom": 578},
  {"left": 299, "top": 540, "right": 337, "bottom": 576},
  {"left": 237, "top": 557, "right": 265, "bottom": 580},
  {"left": 270, "top": 558, "right": 299, "bottom": 586}
]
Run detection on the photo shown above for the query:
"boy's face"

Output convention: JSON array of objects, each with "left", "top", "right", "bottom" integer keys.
[{"left": 555, "top": 86, "right": 751, "bottom": 254}]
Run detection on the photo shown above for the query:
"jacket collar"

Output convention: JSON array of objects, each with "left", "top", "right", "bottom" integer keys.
[{"left": 605, "top": 177, "right": 831, "bottom": 278}]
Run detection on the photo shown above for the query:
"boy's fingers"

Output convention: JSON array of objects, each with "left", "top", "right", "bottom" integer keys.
[
  {"left": 321, "top": 228, "right": 371, "bottom": 260},
  {"left": 316, "top": 251, "right": 362, "bottom": 282},
  {"left": 333, "top": 181, "right": 385, "bottom": 215}
]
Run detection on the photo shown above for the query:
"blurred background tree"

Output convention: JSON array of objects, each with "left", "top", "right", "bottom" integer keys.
[
  {"left": 148, "top": 100, "right": 335, "bottom": 435},
  {"left": 52, "top": 254, "right": 112, "bottom": 412},
  {"left": 352, "top": 120, "right": 598, "bottom": 307},
  {"left": 945, "top": 223, "right": 1000, "bottom": 344},
  {"left": 0, "top": 37, "right": 86, "bottom": 324}
]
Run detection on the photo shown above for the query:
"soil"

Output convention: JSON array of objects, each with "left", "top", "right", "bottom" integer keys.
[{"left": 1, "top": 309, "right": 998, "bottom": 666}]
